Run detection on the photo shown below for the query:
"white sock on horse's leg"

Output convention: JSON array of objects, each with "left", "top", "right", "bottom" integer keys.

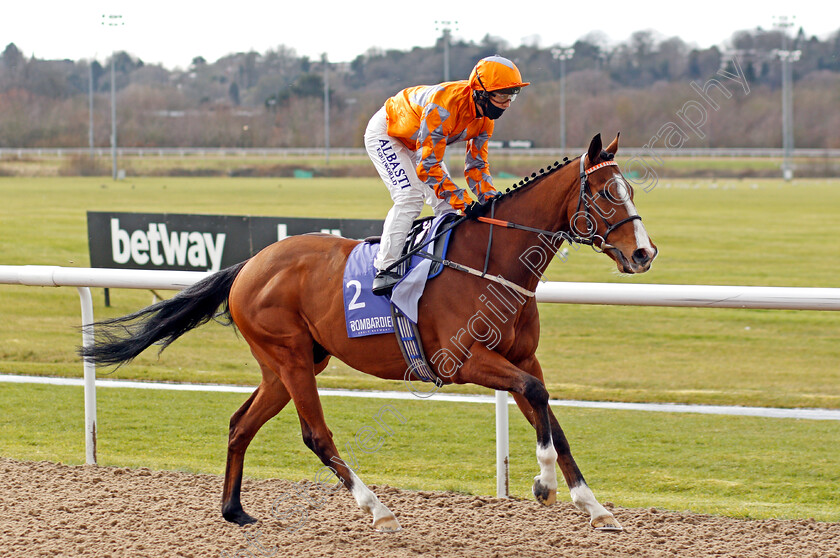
[
  {"left": 346, "top": 469, "right": 401, "bottom": 532},
  {"left": 532, "top": 441, "right": 558, "bottom": 505},
  {"left": 570, "top": 483, "right": 622, "bottom": 530}
]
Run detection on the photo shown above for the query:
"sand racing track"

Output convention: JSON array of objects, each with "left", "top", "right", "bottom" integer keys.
[{"left": 1, "top": 457, "right": 837, "bottom": 557}]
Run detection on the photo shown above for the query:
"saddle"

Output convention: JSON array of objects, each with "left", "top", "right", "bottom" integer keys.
[
  {"left": 365, "top": 213, "right": 458, "bottom": 281},
  {"left": 348, "top": 214, "right": 460, "bottom": 384}
]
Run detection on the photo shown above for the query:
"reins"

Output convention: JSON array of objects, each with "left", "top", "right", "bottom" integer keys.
[
  {"left": 417, "top": 253, "right": 537, "bottom": 298},
  {"left": 383, "top": 200, "right": 536, "bottom": 299},
  {"left": 382, "top": 154, "right": 643, "bottom": 300},
  {"left": 478, "top": 155, "right": 642, "bottom": 253}
]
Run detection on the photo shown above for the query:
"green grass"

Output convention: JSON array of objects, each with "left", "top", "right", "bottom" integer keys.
[
  {"left": 1, "top": 176, "right": 838, "bottom": 408},
  {"left": 2, "top": 382, "right": 838, "bottom": 521},
  {"left": 1, "top": 174, "right": 838, "bottom": 523}
]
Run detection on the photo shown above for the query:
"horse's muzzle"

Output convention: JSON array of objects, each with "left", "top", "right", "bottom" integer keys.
[{"left": 608, "top": 245, "right": 657, "bottom": 274}]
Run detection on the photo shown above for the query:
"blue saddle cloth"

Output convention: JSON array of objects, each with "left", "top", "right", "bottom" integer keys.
[
  {"left": 342, "top": 242, "right": 394, "bottom": 337},
  {"left": 342, "top": 215, "right": 455, "bottom": 338}
]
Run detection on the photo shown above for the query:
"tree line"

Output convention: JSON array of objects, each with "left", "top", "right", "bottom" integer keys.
[{"left": 1, "top": 26, "right": 839, "bottom": 150}]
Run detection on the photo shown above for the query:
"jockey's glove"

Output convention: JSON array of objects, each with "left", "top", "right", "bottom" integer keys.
[{"left": 464, "top": 200, "right": 491, "bottom": 219}]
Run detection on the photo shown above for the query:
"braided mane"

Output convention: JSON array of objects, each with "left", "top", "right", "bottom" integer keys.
[
  {"left": 491, "top": 156, "right": 573, "bottom": 204},
  {"left": 492, "top": 149, "right": 614, "bottom": 203}
]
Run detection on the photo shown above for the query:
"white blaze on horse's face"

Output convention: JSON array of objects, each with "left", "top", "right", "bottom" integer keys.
[
  {"left": 610, "top": 172, "right": 654, "bottom": 251},
  {"left": 601, "top": 171, "right": 657, "bottom": 273}
]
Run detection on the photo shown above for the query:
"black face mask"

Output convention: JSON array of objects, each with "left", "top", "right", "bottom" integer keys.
[{"left": 475, "top": 92, "right": 506, "bottom": 120}]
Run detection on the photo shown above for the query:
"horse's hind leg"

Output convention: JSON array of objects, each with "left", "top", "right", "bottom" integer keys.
[
  {"left": 296, "top": 413, "right": 401, "bottom": 532},
  {"left": 259, "top": 343, "right": 401, "bottom": 532},
  {"left": 222, "top": 361, "right": 293, "bottom": 525}
]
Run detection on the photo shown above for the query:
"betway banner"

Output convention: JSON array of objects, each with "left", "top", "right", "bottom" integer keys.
[{"left": 87, "top": 212, "right": 383, "bottom": 272}]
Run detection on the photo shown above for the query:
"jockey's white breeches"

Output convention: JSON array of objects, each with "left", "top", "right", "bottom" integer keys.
[{"left": 364, "top": 106, "right": 454, "bottom": 272}]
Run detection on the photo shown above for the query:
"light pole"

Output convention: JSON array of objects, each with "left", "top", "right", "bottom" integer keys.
[
  {"left": 110, "top": 57, "right": 117, "bottom": 179},
  {"left": 773, "top": 16, "right": 800, "bottom": 181},
  {"left": 551, "top": 47, "right": 575, "bottom": 153},
  {"left": 323, "top": 53, "right": 330, "bottom": 166},
  {"left": 435, "top": 21, "right": 458, "bottom": 171},
  {"left": 435, "top": 20, "right": 458, "bottom": 82},
  {"left": 88, "top": 59, "right": 95, "bottom": 158},
  {"left": 102, "top": 14, "right": 123, "bottom": 180}
]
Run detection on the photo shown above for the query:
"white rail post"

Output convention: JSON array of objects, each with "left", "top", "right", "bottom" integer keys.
[
  {"left": 495, "top": 390, "right": 509, "bottom": 497},
  {"left": 76, "top": 287, "right": 97, "bottom": 465}
]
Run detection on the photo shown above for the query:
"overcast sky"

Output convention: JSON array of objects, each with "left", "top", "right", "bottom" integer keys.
[{"left": 2, "top": 1, "right": 837, "bottom": 70}]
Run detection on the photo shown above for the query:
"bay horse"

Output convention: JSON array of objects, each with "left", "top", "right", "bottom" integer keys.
[{"left": 82, "top": 133, "right": 657, "bottom": 532}]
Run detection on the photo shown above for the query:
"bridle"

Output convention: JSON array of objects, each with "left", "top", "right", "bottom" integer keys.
[
  {"left": 570, "top": 154, "right": 643, "bottom": 253},
  {"left": 477, "top": 154, "right": 643, "bottom": 254}
]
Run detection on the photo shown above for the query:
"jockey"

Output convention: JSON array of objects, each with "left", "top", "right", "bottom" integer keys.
[{"left": 364, "top": 55, "right": 530, "bottom": 295}]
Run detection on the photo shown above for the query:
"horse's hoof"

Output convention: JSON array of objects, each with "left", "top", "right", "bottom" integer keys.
[
  {"left": 222, "top": 507, "right": 258, "bottom": 526},
  {"left": 591, "top": 514, "right": 623, "bottom": 531},
  {"left": 373, "top": 515, "right": 402, "bottom": 532},
  {"left": 532, "top": 479, "right": 556, "bottom": 506}
]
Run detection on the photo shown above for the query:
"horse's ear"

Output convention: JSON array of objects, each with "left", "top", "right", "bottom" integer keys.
[
  {"left": 606, "top": 132, "right": 620, "bottom": 155},
  {"left": 586, "top": 133, "right": 602, "bottom": 165}
]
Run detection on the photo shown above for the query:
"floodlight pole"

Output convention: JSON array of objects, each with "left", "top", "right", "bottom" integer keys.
[
  {"left": 102, "top": 14, "right": 124, "bottom": 181},
  {"left": 444, "top": 29, "right": 450, "bottom": 82},
  {"left": 88, "top": 61, "right": 95, "bottom": 158},
  {"left": 110, "top": 58, "right": 117, "bottom": 180},
  {"left": 434, "top": 21, "right": 458, "bottom": 171},
  {"left": 552, "top": 47, "right": 575, "bottom": 153},
  {"left": 435, "top": 20, "right": 458, "bottom": 82},
  {"left": 779, "top": 49, "right": 800, "bottom": 181},
  {"left": 323, "top": 54, "right": 330, "bottom": 166},
  {"left": 774, "top": 16, "right": 799, "bottom": 181}
]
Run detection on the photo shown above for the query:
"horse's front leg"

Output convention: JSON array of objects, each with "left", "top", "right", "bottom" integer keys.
[
  {"left": 454, "top": 347, "right": 562, "bottom": 506},
  {"left": 512, "top": 355, "right": 622, "bottom": 531},
  {"left": 524, "top": 379, "right": 559, "bottom": 507}
]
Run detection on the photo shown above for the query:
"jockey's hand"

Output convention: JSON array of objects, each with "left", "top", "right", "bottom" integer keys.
[
  {"left": 464, "top": 191, "right": 499, "bottom": 217},
  {"left": 464, "top": 201, "right": 490, "bottom": 219},
  {"left": 481, "top": 190, "right": 500, "bottom": 203}
]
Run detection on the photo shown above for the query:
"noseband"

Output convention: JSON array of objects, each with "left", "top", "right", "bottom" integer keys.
[{"left": 570, "top": 155, "right": 643, "bottom": 253}]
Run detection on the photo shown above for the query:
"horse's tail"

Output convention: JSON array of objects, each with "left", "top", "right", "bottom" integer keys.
[{"left": 79, "top": 260, "right": 248, "bottom": 368}]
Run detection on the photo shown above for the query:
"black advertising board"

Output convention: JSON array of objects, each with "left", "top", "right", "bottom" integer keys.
[{"left": 87, "top": 212, "right": 383, "bottom": 272}]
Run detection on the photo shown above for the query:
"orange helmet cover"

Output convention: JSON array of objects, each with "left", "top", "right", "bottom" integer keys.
[{"left": 468, "top": 55, "right": 530, "bottom": 92}]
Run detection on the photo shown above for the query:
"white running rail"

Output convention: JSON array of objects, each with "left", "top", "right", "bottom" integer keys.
[{"left": 2, "top": 265, "right": 839, "bottom": 497}]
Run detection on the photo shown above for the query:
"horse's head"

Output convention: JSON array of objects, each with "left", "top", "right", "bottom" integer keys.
[{"left": 570, "top": 133, "right": 658, "bottom": 274}]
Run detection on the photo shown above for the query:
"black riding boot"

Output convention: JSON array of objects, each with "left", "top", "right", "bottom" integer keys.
[{"left": 371, "top": 270, "right": 401, "bottom": 296}]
